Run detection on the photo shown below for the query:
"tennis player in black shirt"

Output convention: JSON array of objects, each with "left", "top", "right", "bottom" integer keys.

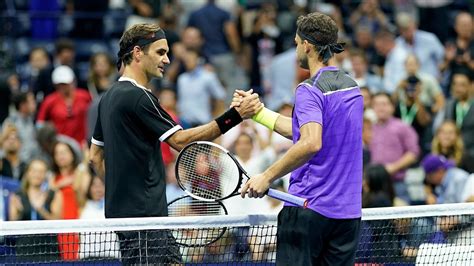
[{"left": 89, "top": 23, "right": 262, "bottom": 264}]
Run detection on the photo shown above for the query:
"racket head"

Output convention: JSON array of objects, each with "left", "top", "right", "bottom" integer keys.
[
  {"left": 175, "top": 141, "right": 243, "bottom": 201},
  {"left": 167, "top": 195, "right": 228, "bottom": 247}
]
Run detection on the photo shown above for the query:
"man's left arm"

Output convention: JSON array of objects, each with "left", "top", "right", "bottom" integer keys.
[
  {"left": 89, "top": 143, "right": 104, "bottom": 178},
  {"left": 241, "top": 122, "right": 322, "bottom": 198}
]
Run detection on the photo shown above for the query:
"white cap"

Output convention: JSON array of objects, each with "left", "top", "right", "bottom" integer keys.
[{"left": 52, "top": 65, "right": 75, "bottom": 85}]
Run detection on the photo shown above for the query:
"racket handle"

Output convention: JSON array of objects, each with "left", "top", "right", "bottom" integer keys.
[{"left": 267, "top": 189, "right": 308, "bottom": 208}]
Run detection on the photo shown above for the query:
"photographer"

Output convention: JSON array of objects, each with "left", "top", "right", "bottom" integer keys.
[{"left": 394, "top": 55, "right": 437, "bottom": 155}]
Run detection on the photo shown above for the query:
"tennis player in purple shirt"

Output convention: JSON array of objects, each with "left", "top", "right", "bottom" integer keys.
[{"left": 236, "top": 12, "right": 363, "bottom": 265}]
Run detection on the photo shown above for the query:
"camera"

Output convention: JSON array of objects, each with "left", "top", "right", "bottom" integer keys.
[{"left": 406, "top": 75, "right": 419, "bottom": 96}]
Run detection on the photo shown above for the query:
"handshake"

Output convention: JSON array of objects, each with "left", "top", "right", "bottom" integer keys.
[{"left": 230, "top": 89, "right": 264, "bottom": 119}]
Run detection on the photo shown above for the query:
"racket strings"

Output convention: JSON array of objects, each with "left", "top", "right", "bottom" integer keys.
[
  {"left": 178, "top": 144, "right": 240, "bottom": 200},
  {"left": 168, "top": 197, "right": 225, "bottom": 217},
  {"left": 168, "top": 196, "right": 227, "bottom": 246}
]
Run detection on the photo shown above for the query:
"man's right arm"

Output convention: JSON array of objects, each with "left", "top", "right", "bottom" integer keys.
[
  {"left": 273, "top": 115, "right": 293, "bottom": 139},
  {"left": 166, "top": 92, "right": 263, "bottom": 151}
]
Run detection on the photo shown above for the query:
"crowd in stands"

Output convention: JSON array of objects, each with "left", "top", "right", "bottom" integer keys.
[{"left": 1, "top": 0, "right": 474, "bottom": 263}]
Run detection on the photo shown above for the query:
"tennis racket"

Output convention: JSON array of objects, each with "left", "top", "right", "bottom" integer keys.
[
  {"left": 167, "top": 195, "right": 228, "bottom": 246},
  {"left": 175, "top": 141, "right": 308, "bottom": 207}
]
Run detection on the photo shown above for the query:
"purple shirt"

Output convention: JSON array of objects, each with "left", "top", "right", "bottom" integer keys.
[
  {"left": 370, "top": 117, "right": 420, "bottom": 181},
  {"left": 289, "top": 66, "right": 363, "bottom": 219}
]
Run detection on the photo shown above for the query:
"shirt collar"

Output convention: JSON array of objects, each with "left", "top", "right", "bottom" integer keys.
[{"left": 118, "top": 76, "right": 151, "bottom": 92}]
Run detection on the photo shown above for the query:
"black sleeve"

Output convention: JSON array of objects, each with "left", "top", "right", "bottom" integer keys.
[
  {"left": 135, "top": 92, "right": 182, "bottom": 142},
  {"left": 91, "top": 100, "right": 104, "bottom": 146}
]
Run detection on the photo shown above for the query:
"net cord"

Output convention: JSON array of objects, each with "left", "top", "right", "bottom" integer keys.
[{"left": 2, "top": 203, "right": 473, "bottom": 236}]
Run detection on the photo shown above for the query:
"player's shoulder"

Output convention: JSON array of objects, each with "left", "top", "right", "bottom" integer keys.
[{"left": 315, "top": 70, "right": 358, "bottom": 94}]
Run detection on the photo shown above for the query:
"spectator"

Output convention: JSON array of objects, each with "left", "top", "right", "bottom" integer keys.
[
  {"left": 422, "top": 153, "right": 474, "bottom": 245},
  {"left": 8, "top": 159, "right": 62, "bottom": 262},
  {"left": 370, "top": 93, "right": 420, "bottom": 203},
  {"left": 3, "top": 92, "right": 40, "bottom": 162},
  {"left": 349, "top": 49, "right": 383, "bottom": 93},
  {"left": 374, "top": 30, "right": 409, "bottom": 93},
  {"left": 441, "top": 12, "right": 474, "bottom": 92},
  {"left": 362, "top": 164, "right": 395, "bottom": 208},
  {"left": 353, "top": 26, "right": 378, "bottom": 70},
  {"left": 246, "top": 3, "right": 284, "bottom": 96},
  {"left": 50, "top": 141, "right": 90, "bottom": 218},
  {"left": 165, "top": 26, "right": 208, "bottom": 86},
  {"left": 50, "top": 141, "right": 90, "bottom": 260},
  {"left": 34, "top": 39, "right": 80, "bottom": 101},
  {"left": 393, "top": 56, "right": 436, "bottom": 155},
  {"left": 395, "top": 12, "right": 444, "bottom": 79},
  {"left": 18, "top": 47, "right": 51, "bottom": 92},
  {"left": 37, "top": 65, "right": 91, "bottom": 145},
  {"left": 432, "top": 120, "right": 474, "bottom": 173},
  {"left": 422, "top": 154, "right": 473, "bottom": 204},
  {"left": 177, "top": 49, "right": 226, "bottom": 127},
  {"left": 0, "top": 125, "right": 27, "bottom": 181},
  {"left": 9, "top": 159, "right": 62, "bottom": 221},
  {"left": 188, "top": 0, "right": 248, "bottom": 100},
  {"left": 349, "top": 0, "right": 390, "bottom": 36},
  {"left": 87, "top": 52, "right": 117, "bottom": 98},
  {"left": 79, "top": 176, "right": 105, "bottom": 219},
  {"left": 443, "top": 70, "right": 474, "bottom": 155},
  {"left": 79, "top": 175, "right": 120, "bottom": 259},
  {"left": 395, "top": 54, "right": 445, "bottom": 114}
]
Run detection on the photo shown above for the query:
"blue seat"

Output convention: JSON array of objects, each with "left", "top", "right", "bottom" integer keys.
[{"left": 1, "top": 176, "right": 20, "bottom": 221}]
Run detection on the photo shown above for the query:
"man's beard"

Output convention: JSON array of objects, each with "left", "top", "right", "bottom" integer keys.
[{"left": 298, "top": 55, "right": 309, "bottom": 70}]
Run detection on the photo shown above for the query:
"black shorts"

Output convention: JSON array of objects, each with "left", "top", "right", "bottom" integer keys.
[
  {"left": 116, "top": 229, "right": 181, "bottom": 265},
  {"left": 276, "top": 206, "right": 360, "bottom": 266}
]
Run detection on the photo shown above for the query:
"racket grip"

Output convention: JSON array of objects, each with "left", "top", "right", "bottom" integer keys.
[{"left": 267, "top": 189, "right": 308, "bottom": 208}]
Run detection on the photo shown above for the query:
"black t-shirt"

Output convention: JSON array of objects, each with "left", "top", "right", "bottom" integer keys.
[{"left": 93, "top": 77, "right": 181, "bottom": 218}]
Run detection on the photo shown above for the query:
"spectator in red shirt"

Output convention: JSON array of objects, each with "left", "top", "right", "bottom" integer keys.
[{"left": 37, "top": 66, "right": 91, "bottom": 146}]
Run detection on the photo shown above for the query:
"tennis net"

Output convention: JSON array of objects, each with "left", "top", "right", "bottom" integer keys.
[{"left": 1, "top": 203, "right": 473, "bottom": 265}]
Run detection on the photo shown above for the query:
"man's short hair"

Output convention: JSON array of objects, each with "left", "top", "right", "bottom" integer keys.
[
  {"left": 296, "top": 12, "right": 338, "bottom": 56},
  {"left": 11, "top": 92, "right": 28, "bottom": 111},
  {"left": 372, "top": 92, "right": 394, "bottom": 105},
  {"left": 55, "top": 38, "right": 75, "bottom": 54},
  {"left": 119, "top": 24, "right": 162, "bottom": 65},
  {"left": 453, "top": 67, "right": 474, "bottom": 82}
]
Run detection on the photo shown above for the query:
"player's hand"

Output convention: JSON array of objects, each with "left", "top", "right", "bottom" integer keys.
[
  {"left": 241, "top": 173, "right": 271, "bottom": 199},
  {"left": 230, "top": 89, "right": 252, "bottom": 108},
  {"left": 235, "top": 90, "right": 264, "bottom": 119}
]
